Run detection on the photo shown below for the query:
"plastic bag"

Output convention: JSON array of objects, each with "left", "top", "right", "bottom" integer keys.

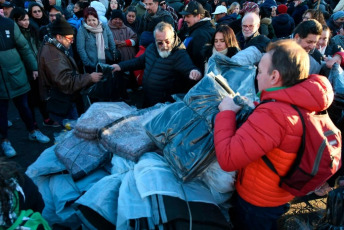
[
  {"left": 207, "top": 52, "right": 259, "bottom": 103},
  {"left": 316, "top": 187, "right": 344, "bottom": 230},
  {"left": 326, "top": 63, "right": 344, "bottom": 129},
  {"left": 55, "top": 132, "right": 112, "bottom": 180},
  {"left": 99, "top": 104, "right": 167, "bottom": 162},
  {"left": 74, "top": 102, "right": 135, "bottom": 140},
  {"left": 200, "top": 160, "right": 236, "bottom": 194},
  {"left": 199, "top": 160, "right": 236, "bottom": 204},
  {"left": 145, "top": 73, "right": 256, "bottom": 181},
  {"left": 81, "top": 63, "right": 127, "bottom": 109},
  {"left": 328, "top": 63, "right": 344, "bottom": 104}
]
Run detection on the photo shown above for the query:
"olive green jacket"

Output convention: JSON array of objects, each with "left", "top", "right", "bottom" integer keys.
[{"left": 0, "top": 16, "right": 37, "bottom": 99}]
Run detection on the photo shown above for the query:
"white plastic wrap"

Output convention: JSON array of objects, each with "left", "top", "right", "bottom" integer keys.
[
  {"left": 200, "top": 160, "right": 236, "bottom": 194},
  {"left": 74, "top": 102, "right": 135, "bottom": 140},
  {"left": 55, "top": 132, "right": 112, "bottom": 180},
  {"left": 199, "top": 160, "right": 236, "bottom": 204},
  {"left": 99, "top": 104, "right": 168, "bottom": 162}
]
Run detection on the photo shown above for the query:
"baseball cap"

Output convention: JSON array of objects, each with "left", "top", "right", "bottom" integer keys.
[
  {"left": 212, "top": 5, "right": 227, "bottom": 15},
  {"left": 180, "top": 1, "right": 205, "bottom": 15}
]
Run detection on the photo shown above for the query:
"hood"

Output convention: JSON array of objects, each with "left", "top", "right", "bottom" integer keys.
[
  {"left": 217, "top": 14, "right": 237, "bottom": 23},
  {"left": 172, "top": 32, "right": 185, "bottom": 51},
  {"left": 188, "top": 19, "right": 213, "bottom": 34},
  {"left": 273, "top": 14, "right": 291, "bottom": 25},
  {"left": 90, "top": 1, "right": 106, "bottom": 16},
  {"left": 137, "top": 1, "right": 146, "bottom": 9},
  {"left": 108, "top": 21, "right": 127, "bottom": 30},
  {"left": 260, "top": 0, "right": 277, "bottom": 8},
  {"left": 261, "top": 17, "right": 272, "bottom": 25},
  {"left": 260, "top": 75, "right": 334, "bottom": 112}
]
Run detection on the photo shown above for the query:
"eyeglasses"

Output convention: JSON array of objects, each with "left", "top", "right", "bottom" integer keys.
[
  {"left": 33, "top": 10, "right": 42, "bottom": 13},
  {"left": 242, "top": 24, "right": 255, "bottom": 30},
  {"left": 64, "top": 36, "right": 74, "bottom": 42},
  {"left": 156, "top": 39, "right": 171, "bottom": 46}
]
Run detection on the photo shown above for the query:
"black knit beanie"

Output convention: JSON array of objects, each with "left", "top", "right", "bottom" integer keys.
[
  {"left": 50, "top": 14, "right": 74, "bottom": 35},
  {"left": 110, "top": 9, "right": 124, "bottom": 21}
]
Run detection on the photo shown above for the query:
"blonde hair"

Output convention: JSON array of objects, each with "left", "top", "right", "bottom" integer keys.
[{"left": 228, "top": 2, "right": 240, "bottom": 14}]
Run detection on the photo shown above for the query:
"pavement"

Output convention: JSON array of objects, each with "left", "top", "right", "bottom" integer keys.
[
  {"left": 3, "top": 90, "right": 144, "bottom": 173},
  {"left": 2, "top": 101, "right": 63, "bottom": 173}
]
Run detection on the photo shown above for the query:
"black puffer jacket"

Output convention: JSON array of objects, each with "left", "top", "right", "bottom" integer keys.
[
  {"left": 216, "top": 14, "right": 238, "bottom": 27},
  {"left": 138, "top": 7, "right": 175, "bottom": 35},
  {"left": 184, "top": 19, "right": 215, "bottom": 74},
  {"left": 119, "top": 35, "right": 197, "bottom": 107},
  {"left": 236, "top": 30, "right": 270, "bottom": 52},
  {"left": 272, "top": 13, "right": 295, "bottom": 38}
]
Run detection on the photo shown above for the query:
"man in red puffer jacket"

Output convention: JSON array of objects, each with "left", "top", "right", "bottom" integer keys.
[{"left": 214, "top": 39, "right": 334, "bottom": 230}]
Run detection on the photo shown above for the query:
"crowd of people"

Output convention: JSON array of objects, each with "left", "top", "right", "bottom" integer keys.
[{"left": 1, "top": 0, "right": 344, "bottom": 228}]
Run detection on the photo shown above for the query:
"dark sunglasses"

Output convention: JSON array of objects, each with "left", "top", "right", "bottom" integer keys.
[
  {"left": 156, "top": 40, "right": 170, "bottom": 46},
  {"left": 159, "top": 2, "right": 166, "bottom": 6},
  {"left": 33, "top": 10, "right": 42, "bottom": 13}
]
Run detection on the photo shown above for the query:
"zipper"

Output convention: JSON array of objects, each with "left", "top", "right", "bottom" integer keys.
[
  {"left": 311, "top": 130, "right": 336, "bottom": 175},
  {"left": 0, "top": 66, "right": 11, "bottom": 98}
]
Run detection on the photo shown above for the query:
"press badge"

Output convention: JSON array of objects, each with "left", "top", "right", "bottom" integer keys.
[{"left": 5, "top": 30, "right": 10, "bottom": 38}]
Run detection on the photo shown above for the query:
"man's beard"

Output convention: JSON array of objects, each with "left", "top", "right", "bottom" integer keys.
[{"left": 157, "top": 48, "right": 171, "bottom": 58}]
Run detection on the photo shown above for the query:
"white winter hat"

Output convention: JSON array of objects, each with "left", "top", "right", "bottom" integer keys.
[{"left": 212, "top": 5, "right": 227, "bottom": 15}]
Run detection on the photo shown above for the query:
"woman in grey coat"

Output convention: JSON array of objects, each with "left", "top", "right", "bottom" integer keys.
[{"left": 77, "top": 7, "right": 117, "bottom": 73}]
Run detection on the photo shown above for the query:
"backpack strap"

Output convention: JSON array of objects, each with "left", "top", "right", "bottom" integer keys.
[{"left": 260, "top": 102, "right": 306, "bottom": 185}]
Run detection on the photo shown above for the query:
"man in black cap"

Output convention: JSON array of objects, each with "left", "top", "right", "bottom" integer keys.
[
  {"left": 38, "top": 15, "right": 103, "bottom": 124},
  {"left": 1, "top": 1, "right": 14, "bottom": 17},
  {"left": 180, "top": 1, "right": 214, "bottom": 75}
]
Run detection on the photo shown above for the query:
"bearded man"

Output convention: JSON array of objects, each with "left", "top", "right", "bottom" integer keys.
[{"left": 113, "top": 22, "right": 201, "bottom": 108}]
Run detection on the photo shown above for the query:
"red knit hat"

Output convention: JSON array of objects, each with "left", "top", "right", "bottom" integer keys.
[{"left": 277, "top": 4, "right": 288, "bottom": 14}]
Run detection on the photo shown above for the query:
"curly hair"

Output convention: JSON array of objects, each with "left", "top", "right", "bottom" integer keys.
[{"left": 0, "top": 161, "right": 23, "bottom": 226}]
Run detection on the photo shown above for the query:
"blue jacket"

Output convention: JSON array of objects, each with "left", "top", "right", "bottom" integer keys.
[
  {"left": 67, "top": 14, "right": 83, "bottom": 30},
  {"left": 77, "top": 22, "right": 116, "bottom": 68}
]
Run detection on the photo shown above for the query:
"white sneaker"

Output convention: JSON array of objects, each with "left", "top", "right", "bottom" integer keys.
[
  {"left": 1, "top": 141, "right": 16, "bottom": 158},
  {"left": 28, "top": 130, "right": 50, "bottom": 143},
  {"left": 8, "top": 120, "right": 12, "bottom": 127}
]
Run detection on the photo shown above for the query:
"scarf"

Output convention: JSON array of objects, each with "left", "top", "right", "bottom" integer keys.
[
  {"left": 0, "top": 179, "right": 24, "bottom": 227},
  {"left": 83, "top": 21, "right": 105, "bottom": 62},
  {"left": 212, "top": 47, "right": 228, "bottom": 56},
  {"left": 43, "top": 34, "right": 70, "bottom": 56}
]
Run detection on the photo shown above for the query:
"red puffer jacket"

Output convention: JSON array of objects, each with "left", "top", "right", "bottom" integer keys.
[{"left": 214, "top": 75, "right": 334, "bottom": 207}]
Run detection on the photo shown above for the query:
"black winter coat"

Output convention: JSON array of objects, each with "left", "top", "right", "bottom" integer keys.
[
  {"left": 236, "top": 30, "right": 270, "bottom": 52},
  {"left": 216, "top": 14, "right": 237, "bottom": 27},
  {"left": 272, "top": 13, "right": 295, "bottom": 38},
  {"left": 287, "top": 1, "right": 309, "bottom": 25},
  {"left": 119, "top": 37, "right": 197, "bottom": 108},
  {"left": 138, "top": 8, "right": 175, "bottom": 35},
  {"left": 183, "top": 20, "right": 215, "bottom": 74}
]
